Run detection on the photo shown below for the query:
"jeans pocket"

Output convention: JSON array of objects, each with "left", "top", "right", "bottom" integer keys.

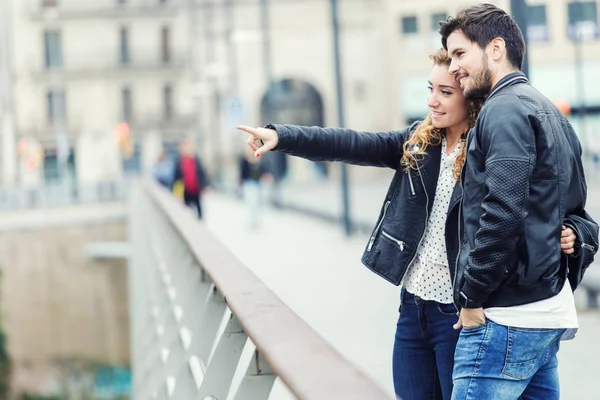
[
  {"left": 502, "top": 327, "right": 560, "bottom": 380},
  {"left": 437, "top": 302, "right": 458, "bottom": 316},
  {"left": 502, "top": 358, "right": 537, "bottom": 380},
  {"left": 462, "top": 320, "right": 487, "bottom": 331}
]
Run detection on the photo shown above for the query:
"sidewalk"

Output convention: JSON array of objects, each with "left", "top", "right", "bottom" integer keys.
[
  {"left": 278, "top": 173, "right": 600, "bottom": 233},
  {"left": 202, "top": 192, "right": 600, "bottom": 400},
  {"left": 278, "top": 174, "right": 393, "bottom": 233}
]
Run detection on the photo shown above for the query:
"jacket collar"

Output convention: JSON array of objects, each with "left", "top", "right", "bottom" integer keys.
[{"left": 485, "top": 71, "right": 528, "bottom": 102}]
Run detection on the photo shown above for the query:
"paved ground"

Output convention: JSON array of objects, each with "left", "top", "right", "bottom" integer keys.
[
  {"left": 278, "top": 172, "right": 600, "bottom": 234},
  {"left": 202, "top": 186, "right": 600, "bottom": 400}
]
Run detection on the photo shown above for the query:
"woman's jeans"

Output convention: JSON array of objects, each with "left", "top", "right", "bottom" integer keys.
[{"left": 393, "top": 290, "right": 460, "bottom": 400}]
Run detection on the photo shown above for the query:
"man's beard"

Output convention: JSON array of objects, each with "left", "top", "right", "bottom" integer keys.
[{"left": 464, "top": 55, "right": 493, "bottom": 100}]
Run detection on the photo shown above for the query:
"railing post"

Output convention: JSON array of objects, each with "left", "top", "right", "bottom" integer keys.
[
  {"left": 232, "top": 349, "right": 275, "bottom": 400},
  {"left": 197, "top": 314, "right": 248, "bottom": 400},
  {"left": 192, "top": 284, "right": 228, "bottom": 364}
]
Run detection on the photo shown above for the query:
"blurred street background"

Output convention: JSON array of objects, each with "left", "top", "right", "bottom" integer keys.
[{"left": 0, "top": 0, "right": 598, "bottom": 399}]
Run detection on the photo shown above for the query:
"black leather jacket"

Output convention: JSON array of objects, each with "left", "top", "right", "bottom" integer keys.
[
  {"left": 272, "top": 121, "right": 464, "bottom": 289},
  {"left": 456, "top": 72, "right": 588, "bottom": 309}
]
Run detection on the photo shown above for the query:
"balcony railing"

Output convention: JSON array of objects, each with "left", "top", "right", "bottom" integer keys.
[
  {"left": 33, "top": 53, "right": 190, "bottom": 80},
  {"left": 29, "top": 0, "right": 184, "bottom": 20},
  {"left": 128, "top": 180, "right": 394, "bottom": 399},
  {"left": 129, "top": 114, "right": 196, "bottom": 132}
]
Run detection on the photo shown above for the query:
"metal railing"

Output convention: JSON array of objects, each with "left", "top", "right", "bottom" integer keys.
[
  {"left": 0, "top": 179, "right": 133, "bottom": 211},
  {"left": 129, "top": 180, "right": 393, "bottom": 399}
]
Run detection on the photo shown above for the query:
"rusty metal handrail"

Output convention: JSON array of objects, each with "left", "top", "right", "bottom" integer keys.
[{"left": 143, "top": 179, "right": 393, "bottom": 399}]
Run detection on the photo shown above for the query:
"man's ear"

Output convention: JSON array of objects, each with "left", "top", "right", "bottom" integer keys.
[{"left": 489, "top": 37, "right": 506, "bottom": 62}]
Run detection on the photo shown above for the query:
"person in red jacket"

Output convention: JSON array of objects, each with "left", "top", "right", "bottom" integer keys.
[{"left": 173, "top": 139, "right": 210, "bottom": 219}]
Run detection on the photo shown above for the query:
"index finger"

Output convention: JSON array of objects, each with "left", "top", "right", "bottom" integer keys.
[{"left": 237, "top": 125, "right": 259, "bottom": 136}]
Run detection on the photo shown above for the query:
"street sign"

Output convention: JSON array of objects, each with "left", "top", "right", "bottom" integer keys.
[
  {"left": 569, "top": 21, "right": 599, "bottom": 41},
  {"left": 225, "top": 96, "right": 245, "bottom": 130}
]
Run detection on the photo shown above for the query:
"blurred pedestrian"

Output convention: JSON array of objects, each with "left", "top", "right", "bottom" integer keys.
[
  {"left": 239, "top": 145, "right": 271, "bottom": 230},
  {"left": 238, "top": 48, "right": 581, "bottom": 400},
  {"left": 173, "top": 140, "right": 209, "bottom": 219},
  {"left": 150, "top": 150, "right": 174, "bottom": 189}
]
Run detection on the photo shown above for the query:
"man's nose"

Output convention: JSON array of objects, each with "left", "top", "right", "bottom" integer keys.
[{"left": 448, "top": 59, "right": 459, "bottom": 75}]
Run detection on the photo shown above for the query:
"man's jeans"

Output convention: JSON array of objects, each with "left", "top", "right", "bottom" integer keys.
[
  {"left": 393, "top": 290, "right": 460, "bottom": 400},
  {"left": 452, "top": 319, "right": 565, "bottom": 400}
]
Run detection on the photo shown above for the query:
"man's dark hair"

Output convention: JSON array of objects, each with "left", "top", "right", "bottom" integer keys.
[{"left": 439, "top": 3, "right": 525, "bottom": 70}]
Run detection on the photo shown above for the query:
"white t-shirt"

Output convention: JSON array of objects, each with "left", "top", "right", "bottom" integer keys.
[
  {"left": 403, "top": 138, "right": 459, "bottom": 304},
  {"left": 485, "top": 279, "right": 578, "bottom": 340}
]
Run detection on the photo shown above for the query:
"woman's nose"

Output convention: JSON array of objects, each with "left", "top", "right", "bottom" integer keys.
[{"left": 428, "top": 94, "right": 439, "bottom": 108}]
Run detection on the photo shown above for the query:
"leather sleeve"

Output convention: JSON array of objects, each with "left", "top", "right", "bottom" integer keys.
[
  {"left": 271, "top": 121, "right": 420, "bottom": 170},
  {"left": 461, "top": 97, "right": 536, "bottom": 304},
  {"left": 564, "top": 211, "right": 599, "bottom": 290}
]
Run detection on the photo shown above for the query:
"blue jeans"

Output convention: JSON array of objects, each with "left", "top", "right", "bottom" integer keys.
[
  {"left": 452, "top": 319, "right": 565, "bottom": 400},
  {"left": 393, "top": 290, "right": 460, "bottom": 400}
]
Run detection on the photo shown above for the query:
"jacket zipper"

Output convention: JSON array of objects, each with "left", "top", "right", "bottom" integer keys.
[
  {"left": 405, "top": 158, "right": 429, "bottom": 271},
  {"left": 382, "top": 230, "right": 405, "bottom": 251},
  {"left": 453, "top": 185, "right": 464, "bottom": 315},
  {"left": 453, "top": 133, "right": 471, "bottom": 314},
  {"left": 367, "top": 200, "right": 391, "bottom": 251},
  {"left": 397, "top": 159, "right": 429, "bottom": 312},
  {"left": 407, "top": 171, "right": 416, "bottom": 196},
  {"left": 582, "top": 243, "right": 596, "bottom": 251}
]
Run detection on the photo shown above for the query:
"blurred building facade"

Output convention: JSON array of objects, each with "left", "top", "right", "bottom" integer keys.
[
  {"left": 4, "top": 0, "right": 195, "bottom": 189},
  {"left": 183, "top": 0, "right": 600, "bottom": 183},
  {"left": 0, "top": 0, "right": 599, "bottom": 188}
]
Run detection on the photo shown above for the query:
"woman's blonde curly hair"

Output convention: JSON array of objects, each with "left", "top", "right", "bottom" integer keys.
[{"left": 400, "top": 48, "right": 483, "bottom": 180}]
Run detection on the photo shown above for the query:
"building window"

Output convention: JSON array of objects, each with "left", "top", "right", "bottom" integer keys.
[
  {"left": 122, "top": 87, "right": 132, "bottom": 123},
  {"left": 43, "top": 150, "right": 60, "bottom": 183},
  {"left": 527, "top": 4, "right": 549, "bottom": 42},
  {"left": 401, "top": 16, "right": 418, "bottom": 36},
  {"left": 123, "top": 143, "right": 141, "bottom": 176},
  {"left": 431, "top": 12, "right": 447, "bottom": 32},
  {"left": 568, "top": 1, "right": 599, "bottom": 41},
  {"left": 163, "top": 85, "right": 173, "bottom": 120},
  {"left": 161, "top": 27, "right": 171, "bottom": 63},
  {"left": 41, "top": 0, "right": 58, "bottom": 7},
  {"left": 44, "top": 30, "right": 62, "bottom": 69},
  {"left": 47, "top": 90, "right": 66, "bottom": 123},
  {"left": 120, "top": 27, "right": 130, "bottom": 65}
]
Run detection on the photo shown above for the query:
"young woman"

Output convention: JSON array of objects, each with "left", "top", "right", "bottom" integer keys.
[{"left": 237, "top": 49, "right": 577, "bottom": 400}]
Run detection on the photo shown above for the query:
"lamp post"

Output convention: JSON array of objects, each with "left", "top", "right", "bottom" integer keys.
[
  {"left": 574, "top": 33, "right": 587, "bottom": 157},
  {"left": 510, "top": 0, "right": 530, "bottom": 78},
  {"left": 261, "top": 0, "right": 288, "bottom": 208},
  {"left": 0, "top": 0, "right": 16, "bottom": 187},
  {"left": 330, "top": 0, "right": 351, "bottom": 237},
  {"left": 187, "top": 0, "right": 203, "bottom": 151},
  {"left": 261, "top": 0, "right": 273, "bottom": 100}
]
